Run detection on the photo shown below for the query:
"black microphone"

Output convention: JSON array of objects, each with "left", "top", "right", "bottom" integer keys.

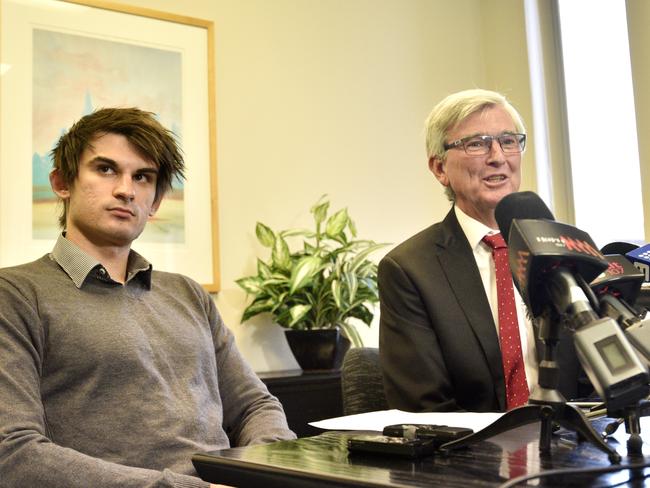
[
  {"left": 495, "top": 192, "right": 649, "bottom": 412},
  {"left": 495, "top": 191, "right": 554, "bottom": 245},
  {"left": 495, "top": 192, "right": 604, "bottom": 318},
  {"left": 601, "top": 242, "right": 639, "bottom": 256},
  {"left": 591, "top": 255, "right": 644, "bottom": 307},
  {"left": 598, "top": 242, "right": 650, "bottom": 314},
  {"left": 626, "top": 244, "right": 650, "bottom": 283},
  {"left": 619, "top": 243, "right": 650, "bottom": 313}
]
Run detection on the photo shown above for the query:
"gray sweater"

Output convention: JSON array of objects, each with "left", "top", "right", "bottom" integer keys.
[{"left": 0, "top": 236, "right": 295, "bottom": 488}]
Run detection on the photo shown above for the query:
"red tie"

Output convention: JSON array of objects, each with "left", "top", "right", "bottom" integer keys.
[
  {"left": 482, "top": 233, "right": 529, "bottom": 410},
  {"left": 507, "top": 445, "right": 528, "bottom": 479}
]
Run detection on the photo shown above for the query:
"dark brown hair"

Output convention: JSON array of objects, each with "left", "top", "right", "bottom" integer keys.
[{"left": 50, "top": 107, "right": 185, "bottom": 228}]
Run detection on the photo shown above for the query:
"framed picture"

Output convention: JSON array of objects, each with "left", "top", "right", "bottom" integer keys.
[{"left": 0, "top": 0, "right": 220, "bottom": 291}]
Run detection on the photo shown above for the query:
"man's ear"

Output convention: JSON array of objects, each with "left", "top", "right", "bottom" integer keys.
[
  {"left": 49, "top": 169, "right": 71, "bottom": 200},
  {"left": 149, "top": 198, "right": 162, "bottom": 217},
  {"left": 429, "top": 155, "right": 449, "bottom": 187}
]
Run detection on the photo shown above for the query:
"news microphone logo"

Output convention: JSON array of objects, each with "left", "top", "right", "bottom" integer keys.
[
  {"left": 606, "top": 261, "right": 625, "bottom": 276},
  {"left": 515, "top": 250, "right": 529, "bottom": 289},
  {"left": 528, "top": 234, "right": 603, "bottom": 259},
  {"left": 560, "top": 236, "right": 602, "bottom": 258},
  {"left": 507, "top": 219, "right": 608, "bottom": 316}
]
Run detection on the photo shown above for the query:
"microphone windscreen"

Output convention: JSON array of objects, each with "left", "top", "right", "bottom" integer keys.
[
  {"left": 495, "top": 191, "right": 555, "bottom": 242},
  {"left": 600, "top": 242, "right": 639, "bottom": 255}
]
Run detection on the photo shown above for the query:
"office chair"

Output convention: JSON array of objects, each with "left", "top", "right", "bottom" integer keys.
[{"left": 340, "top": 347, "right": 388, "bottom": 415}]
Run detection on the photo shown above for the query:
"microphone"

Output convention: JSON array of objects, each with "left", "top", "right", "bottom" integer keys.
[
  {"left": 495, "top": 192, "right": 604, "bottom": 318},
  {"left": 622, "top": 244, "right": 650, "bottom": 313},
  {"left": 626, "top": 244, "right": 650, "bottom": 282},
  {"left": 495, "top": 191, "right": 554, "bottom": 245},
  {"left": 594, "top": 243, "right": 650, "bottom": 366},
  {"left": 601, "top": 242, "right": 639, "bottom": 256},
  {"left": 590, "top": 252, "right": 650, "bottom": 365},
  {"left": 598, "top": 241, "right": 650, "bottom": 313},
  {"left": 598, "top": 292, "right": 650, "bottom": 366},
  {"left": 495, "top": 192, "right": 649, "bottom": 412},
  {"left": 591, "top": 254, "right": 644, "bottom": 307}
]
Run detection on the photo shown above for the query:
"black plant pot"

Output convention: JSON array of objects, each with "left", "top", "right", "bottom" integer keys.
[{"left": 284, "top": 328, "right": 351, "bottom": 371}]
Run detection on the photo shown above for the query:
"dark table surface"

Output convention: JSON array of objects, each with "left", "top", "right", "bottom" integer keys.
[{"left": 193, "top": 419, "right": 650, "bottom": 487}]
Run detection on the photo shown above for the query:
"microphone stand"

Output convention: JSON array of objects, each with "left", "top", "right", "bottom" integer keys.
[
  {"left": 601, "top": 399, "right": 650, "bottom": 457},
  {"left": 441, "top": 313, "right": 622, "bottom": 464}
]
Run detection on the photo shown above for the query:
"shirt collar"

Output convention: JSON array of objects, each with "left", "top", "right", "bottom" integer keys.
[
  {"left": 454, "top": 205, "right": 498, "bottom": 252},
  {"left": 51, "top": 233, "right": 152, "bottom": 289}
]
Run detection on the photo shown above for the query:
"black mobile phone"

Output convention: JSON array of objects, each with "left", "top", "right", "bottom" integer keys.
[
  {"left": 347, "top": 434, "right": 436, "bottom": 458},
  {"left": 382, "top": 424, "right": 474, "bottom": 447}
]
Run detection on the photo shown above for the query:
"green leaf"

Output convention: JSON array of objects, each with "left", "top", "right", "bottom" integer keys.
[
  {"left": 235, "top": 277, "right": 263, "bottom": 295},
  {"left": 257, "top": 259, "right": 272, "bottom": 278},
  {"left": 272, "top": 235, "right": 291, "bottom": 270},
  {"left": 355, "top": 260, "right": 377, "bottom": 278},
  {"left": 331, "top": 279, "right": 342, "bottom": 309},
  {"left": 303, "top": 241, "right": 316, "bottom": 254},
  {"left": 271, "top": 292, "right": 289, "bottom": 311},
  {"left": 356, "top": 278, "right": 379, "bottom": 300},
  {"left": 348, "top": 217, "right": 357, "bottom": 237},
  {"left": 241, "top": 298, "right": 274, "bottom": 322},
  {"left": 326, "top": 208, "right": 348, "bottom": 238},
  {"left": 288, "top": 304, "right": 312, "bottom": 327},
  {"left": 348, "top": 243, "right": 388, "bottom": 273},
  {"left": 274, "top": 309, "right": 292, "bottom": 328},
  {"left": 261, "top": 277, "right": 288, "bottom": 287},
  {"left": 339, "top": 322, "right": 364, "bottom": 348},
  {"left": 345, "top": 271, "right": 358, "bottom": 304},
  {"left": 289, "top": 256, "right": 322, "bottom": 294},
  {"left": 311, "top": 196, "right": 329, "bottom": 225},
  {"left": 348, "top": 303, "right": 374, "bottom": 326},
  {"left": 281, "top": 228, "right": 312, "bottom": 238},
  {"left": 331, "top": 231, "right": 348, "bottom": 246},
  {"left": 255, "top": 222, "right": 275, "bottom": 247}
]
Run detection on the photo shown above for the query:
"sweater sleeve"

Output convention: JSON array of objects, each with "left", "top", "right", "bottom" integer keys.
[
  {"left": 203, "top": 292, "right": 296, "bottom": 446},
  {"left": 0, "top": 276, "right": 210, "bottom": 488}
]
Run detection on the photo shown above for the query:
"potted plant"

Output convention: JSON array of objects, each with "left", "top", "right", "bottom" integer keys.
[{"left": 236, "top": 195, "right": 387, "bottom": 370}]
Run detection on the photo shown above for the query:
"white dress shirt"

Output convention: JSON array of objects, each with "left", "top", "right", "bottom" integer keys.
[{"left": 454, "top": 206, "right": 539, "bottom": 392}]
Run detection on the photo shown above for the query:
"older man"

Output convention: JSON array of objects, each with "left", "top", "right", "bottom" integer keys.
[{"left": 379, "top": 89, "right": 585, "bottom": 412}]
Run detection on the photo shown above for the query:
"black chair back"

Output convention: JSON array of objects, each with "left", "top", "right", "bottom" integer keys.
[{"left": 340, "top": 347, "right": 388, "bottom": 415}]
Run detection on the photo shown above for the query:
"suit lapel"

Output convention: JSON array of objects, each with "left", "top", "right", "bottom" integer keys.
[{"left": 435, "top": 209, "right": 507, "bottom": 411}]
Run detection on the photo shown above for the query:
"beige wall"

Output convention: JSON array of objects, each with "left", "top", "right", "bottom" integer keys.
[
  {"left": 481, "top": 0, "right": 537, "bottom": 194},
  {"left": 92, "top": 0, "right": 536, "bottom": 371},
  {"left": 529, "top": 0, "right": 574, "bottom": 223},
  {"left": 627, "top": 0, "right": 650, "bottom": 241}
]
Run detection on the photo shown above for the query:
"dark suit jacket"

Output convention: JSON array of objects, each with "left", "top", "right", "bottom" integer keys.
[{"left": 378, "top": 207, "right": 585, "bottom": 412}]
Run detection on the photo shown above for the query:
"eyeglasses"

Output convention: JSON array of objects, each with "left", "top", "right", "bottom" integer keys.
[{"left": 443, "top": 133, "right": 526, "bottom": 155}]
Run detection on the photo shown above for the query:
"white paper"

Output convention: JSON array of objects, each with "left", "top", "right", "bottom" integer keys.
[{"left": 309, "top": 409, "right": 504, "bottom": 432}]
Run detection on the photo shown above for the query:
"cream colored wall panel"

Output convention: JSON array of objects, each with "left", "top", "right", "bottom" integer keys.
[
  {"left": 627, "top": 0, "right": 650, "bottom": 241},
  {"left": 73, "top": 0, "right": 533, "bottom": 371}
]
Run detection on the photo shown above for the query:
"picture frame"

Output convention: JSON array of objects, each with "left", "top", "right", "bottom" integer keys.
[{"left": 0, "top": 0, "right": 221, "bottom": 291}]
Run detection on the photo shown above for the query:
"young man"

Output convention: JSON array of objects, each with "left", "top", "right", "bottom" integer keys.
[
  {"left": 379, "top": 89, "right": 586, "bottom": 412},
  {"left": 0, "top": 108, "right": 294, "bottom": 488}
]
